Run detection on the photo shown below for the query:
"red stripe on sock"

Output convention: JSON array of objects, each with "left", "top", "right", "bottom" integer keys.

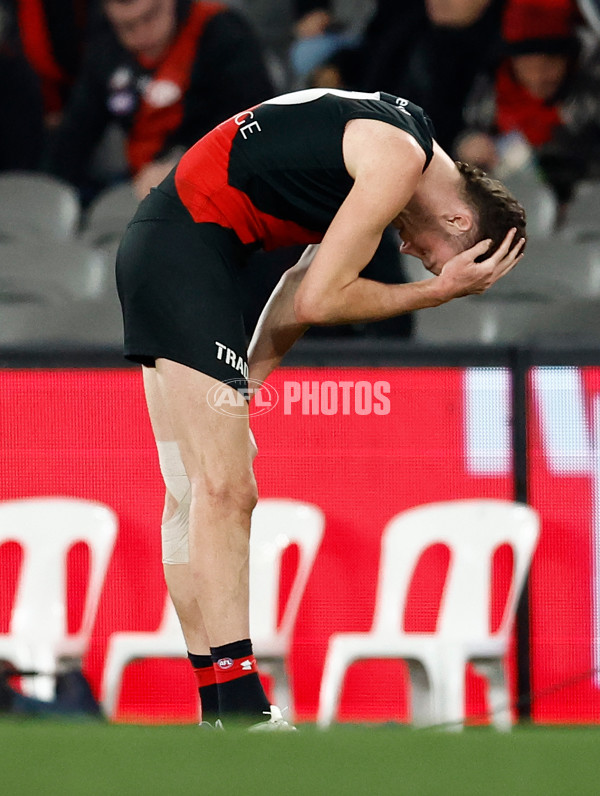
[
  {"left": 193, "top": 666, "right": 217, "bottom": 689},
  {"left": 214, "top": 654, "right": 259, "bottom": 684}
]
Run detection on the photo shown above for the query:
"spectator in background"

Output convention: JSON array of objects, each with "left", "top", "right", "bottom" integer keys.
[
  {"left": 0, "top": 1, "right": 45, "bottom": 170},
  {"left": 9, "top": 0, "right": 90, "bottom": 130},
  {"left": 224, "top": 0, "right": 295, "bottom": 90},
  {"left": 415, "top": 0, "right": 507, "bottom": 150},
  {"left": 300, "top": 0, "right": 507, "bottom": 338},
  {"left": 306, "top": 0, "right": 506, "bottom": 151},
  {"left": 288, "top": 0, "right": 374, "bottom": 86},
  {"left": 46, "top": 0, "right": 274, "bottom": 200},
  {"left": 456, "top": 0, "right": 600, "bottom": 209}
]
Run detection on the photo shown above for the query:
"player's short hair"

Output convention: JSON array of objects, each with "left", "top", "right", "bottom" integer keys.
[{"left": 456, "top": 162, "right": 527, "bottom": 258}]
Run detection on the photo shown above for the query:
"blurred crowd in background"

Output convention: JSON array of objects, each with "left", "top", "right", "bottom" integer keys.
[
  {"left": 1, "top": 0, "right": 600, "bottom": 341},
  {"left": 2, "top": 0, "right": 600, "bottom": 204}
]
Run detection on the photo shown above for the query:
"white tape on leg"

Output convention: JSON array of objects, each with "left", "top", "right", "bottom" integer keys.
[
  {"left": 157, "top": 440, "right": 191, "bottom": 564},
  {"left": 161, "top": 498, "right": 191, "bottom": 564}
]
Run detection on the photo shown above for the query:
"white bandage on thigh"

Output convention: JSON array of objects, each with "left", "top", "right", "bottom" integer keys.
[{"left": 157, "top": 440, "right": 191, "bottom": 565}]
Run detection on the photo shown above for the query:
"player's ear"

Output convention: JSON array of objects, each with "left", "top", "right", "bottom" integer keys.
[{"left": 444, "top": 212, "right": 473, "bottom": 234}]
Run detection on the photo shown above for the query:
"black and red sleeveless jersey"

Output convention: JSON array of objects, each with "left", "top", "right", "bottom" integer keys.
[{"left": 174, "top": 89, "right": 435, "bottom": 251}]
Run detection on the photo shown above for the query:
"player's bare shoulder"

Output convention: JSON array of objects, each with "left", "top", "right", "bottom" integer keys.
[{"left": 342, "top": 119, "right": 427, "bottom": 182}]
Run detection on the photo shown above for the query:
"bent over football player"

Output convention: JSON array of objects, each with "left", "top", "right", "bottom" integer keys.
[{"left": 116, "top": 88, "right": 526, "bottom": 730}]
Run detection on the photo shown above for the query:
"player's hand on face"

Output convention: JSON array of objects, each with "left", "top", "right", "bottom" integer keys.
[{"left": 436, "top": 228, "right": 525, "bottom": 300}]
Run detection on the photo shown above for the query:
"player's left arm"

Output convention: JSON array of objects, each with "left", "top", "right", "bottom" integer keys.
[{"left": 247, "top": 245, "right": 317, "bottom": 387}]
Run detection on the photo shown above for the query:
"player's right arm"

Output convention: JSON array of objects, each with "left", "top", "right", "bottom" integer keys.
[
  {"left": 249, "top": 119, "right": 522, "bottom": 386},
  {"left": 247, "top": 228, "right": 520, "bottom": 388},
  {"left": 293, "top": 122, "right": 521, "bottom": 325}
]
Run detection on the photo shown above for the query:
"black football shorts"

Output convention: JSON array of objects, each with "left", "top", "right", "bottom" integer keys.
[{"left": 116, "top": 176, "right": 251, "bottom": 394}]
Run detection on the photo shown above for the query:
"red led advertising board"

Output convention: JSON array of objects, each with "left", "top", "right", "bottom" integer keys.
[
  {"left": 0, "top": 366, "right": 598, "bottom": 723},
  {"left": 528, "top": 366, "right": 600, "bottom": 722}
]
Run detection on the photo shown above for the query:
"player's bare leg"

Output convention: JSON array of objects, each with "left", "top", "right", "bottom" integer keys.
[
  {"left": 147, "top": 358, "right": 272, "bottom": 721},
  {"left": 143, "top": 366, "right": 221, "bottom": 720},
  {"left": 143, "top": 367, "right": 209, "bottom": 649}
]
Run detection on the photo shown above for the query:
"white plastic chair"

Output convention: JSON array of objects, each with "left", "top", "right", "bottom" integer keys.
[
  {"left": 317, "top": 499, "right": 539, "bottom": 730},
  {"left": 0, "top": 497, "right": 118, "bottom": 700},
  {"left": 101, "top": 590, "right": 187, "bottom": 720},
  {"left": 0, "top": 172, "right": 80, "bottom": 241},
  {"left": 101, "top": 498, "right": 325, "bottom": 719},
  {"left": 249, "top": 498, "right": 325, "bottom": 716}
]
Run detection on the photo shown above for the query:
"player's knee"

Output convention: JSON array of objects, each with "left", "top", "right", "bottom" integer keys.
[{"left": 195, "top": 469, "right": 258, "bottom": 517}]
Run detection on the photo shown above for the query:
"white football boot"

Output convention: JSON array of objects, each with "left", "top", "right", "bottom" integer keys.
[{"left": 248, "top": 705, "right": 297, "bottom": 732}]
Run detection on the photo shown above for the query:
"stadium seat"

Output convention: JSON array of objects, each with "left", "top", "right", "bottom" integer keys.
[
  {"left": 0, "top": 239, "right": 111, "bottom": 300},
  {"left": 579, "top": 0, "right": 600, "bottom": 36},
  {"left": 503, "top": 170, "right": 558, "bottom": 237},
  {"left": 0, "top": 238, "right": 122, "bottom": 349},
  {"left": 489, "top": 237, "right": 600, "bottom": 301},
  {"left": 413, "top": 295, "right": 546, "bottom": 345},
  {"left": 0, "top": 498, "right": 118, "bottom": 701},
  {"left": 515, "top": 296, "right": 600, "bottom": 345},
  {"left": 0, "top": 293, "right": 124, "bottom": 351},
  {"left": 413, "top": 235, "right": 600, "bottom": 344},
  {"left": 560, "top": 180, "right": 600, "bottom": 242},
  {"left": 0, "top": 172, "right": 80, "bottom": 241},
  {"left": 101, "top": 498, "right": 325, "bottom": 720},
  {"left": 317, "top": 499, "right": 539, "bottom": 730},
  {"left": 79, "top": 182, "right": 138, "bottom": 251},
  {"left": 405, "top": 238, "right": 600, "bottom": 302}
]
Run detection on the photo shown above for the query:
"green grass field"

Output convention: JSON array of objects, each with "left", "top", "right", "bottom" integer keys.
[{"left": 3, "top": 719, "right": 600, "bottom": 796}]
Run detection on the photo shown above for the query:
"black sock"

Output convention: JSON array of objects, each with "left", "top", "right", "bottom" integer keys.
[
  {"left": 187, "top": 652, "right": 219, "bottom": 722},
  {"left": 210, "top": 639, "right": 270, "bottom": 719}
]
